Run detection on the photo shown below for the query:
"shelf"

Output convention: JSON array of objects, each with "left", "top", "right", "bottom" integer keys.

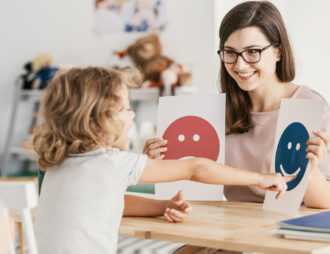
[
  {"left": 16, "top": 86, "right": 197, "bottom": 103},
  {"left": 129, "top": 86, "right": 197, "bottom": 102},
  {"left": 129, "top": 87, "right": 159, "bottom": 102},
  {"left": 9, "top": 147, "right": 37, "bottom": 161},
  {"left": 18, "top": 89, "right": 44, "bottom": 102}
]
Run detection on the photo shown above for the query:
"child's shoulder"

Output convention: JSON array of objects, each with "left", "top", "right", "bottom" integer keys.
[{"left": 67, "top": 147, "right": 147, "bottom": 169}]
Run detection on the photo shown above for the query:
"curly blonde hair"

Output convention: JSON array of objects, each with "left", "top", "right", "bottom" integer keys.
[{"left": 33, "top": 66, "right": 142, "bottom": 170}]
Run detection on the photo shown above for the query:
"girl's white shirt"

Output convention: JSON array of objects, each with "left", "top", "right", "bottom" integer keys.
[{"left": 35, "top": 147, "right": 147, "bottom": 254}]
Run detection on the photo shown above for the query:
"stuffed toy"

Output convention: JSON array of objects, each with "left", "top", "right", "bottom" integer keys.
[
  {"left": 19, "top": 62, "right": 37, "bottom": 89},
  {"left": 114, "top": 34, "right": 192, "bottom": 96},
  {"left": 31, "top": 53, "right": 59, "bottom": 90}
]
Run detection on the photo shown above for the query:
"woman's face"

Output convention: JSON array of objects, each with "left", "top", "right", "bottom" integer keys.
[
  {"left": 113, "top": 85, "right": 135, "bottom": 151},
  {"left": 223, "top": 26, "right": 281, "bottom": 92}
]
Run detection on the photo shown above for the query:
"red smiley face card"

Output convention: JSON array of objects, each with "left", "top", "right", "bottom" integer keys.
[{"left": 156, "top": 94, "right": 226, "bottom": 200}]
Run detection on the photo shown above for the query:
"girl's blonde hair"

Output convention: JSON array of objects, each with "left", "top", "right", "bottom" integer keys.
[{"left": 33, "top": 66, "right": 142, "bottom": 170}]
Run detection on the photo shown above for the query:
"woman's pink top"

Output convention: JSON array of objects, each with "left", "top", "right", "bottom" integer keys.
[{"left": 224, "top": 86, "right": 330, "bottom": 202}]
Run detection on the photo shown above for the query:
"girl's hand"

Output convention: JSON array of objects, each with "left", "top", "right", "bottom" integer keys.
[
  {"left": 164, "top": 190, "right": 192, "bottom": 222},
  {"left": 143, "top": 138, "right": 167, "bottom": 159},
  {"left": 257, "top": 173, "right": 296, "bottom": 200},
  {"left": 306, "top": 130, "right": 330, "bottom": 168}
]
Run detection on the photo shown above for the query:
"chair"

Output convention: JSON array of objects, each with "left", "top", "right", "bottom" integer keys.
[
  {"left": 0, "top": 201, "right": 15, "bottom": 254},
  {"left": 0, "top": 181, "right": 38, "bottom": 254}
]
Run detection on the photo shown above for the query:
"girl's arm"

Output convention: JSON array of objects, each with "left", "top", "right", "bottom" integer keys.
[
  {"left": 139, "top": 157, "right": 294, "bottom": 199},
  {"left": 304, "top": 130, "right": 330, "bottom": 208},
  {"left": 123, "top": 190, "right": 192, "bottom": 222}
]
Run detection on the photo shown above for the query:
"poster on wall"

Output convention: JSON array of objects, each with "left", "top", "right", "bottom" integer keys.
[
  {"left": 155, "top": 94, "right": 226, "bottom": 200},
  {"left": 263, "top": 99, "right": 324, "bottom": 216},
  {"left": 94, "top": 0, "right": 166, "bottom": 33}
]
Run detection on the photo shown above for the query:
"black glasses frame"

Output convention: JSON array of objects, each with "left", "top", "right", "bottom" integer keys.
[{"left": 217, "top": 44, "right": 278, "bottom": 64}]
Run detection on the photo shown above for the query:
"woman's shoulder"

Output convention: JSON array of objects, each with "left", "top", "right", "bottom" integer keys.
[{"left": 293, "top": 85, "right": 328, "bottom": 104}]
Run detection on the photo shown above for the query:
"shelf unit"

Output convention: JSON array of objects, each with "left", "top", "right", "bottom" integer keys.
[
  {"left": 1, "top": 84, "right": 196, "bottom": 177},
  {"left": 1, "top": 78, "right": 43, "bottom": 177}
]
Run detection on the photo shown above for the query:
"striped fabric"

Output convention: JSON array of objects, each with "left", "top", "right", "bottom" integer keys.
[{"left": 117, "top": 236, "right": 184, "bottom": 254}]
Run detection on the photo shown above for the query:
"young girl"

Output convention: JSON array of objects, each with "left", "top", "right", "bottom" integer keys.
[{"left": 33, "top": 66, "right": 291, "bottom": 254}]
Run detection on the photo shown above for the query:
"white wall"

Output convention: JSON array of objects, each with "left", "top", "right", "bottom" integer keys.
[
  {"left": 215, "top": 0, "right": 330, "bottom": 103},
  {"left": 286, "top": 0, "right": 330, "bottom": 101},
  {"left": 0, "top": 0, "right": 218, "bottom": 158},
  {"left": 2, "top": 0, "right": 329, "bottom": 167}
]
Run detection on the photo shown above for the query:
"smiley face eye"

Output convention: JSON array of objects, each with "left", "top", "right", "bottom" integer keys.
[
  {"left": 178, "top": 134, "right": 185, "bottom": 142},
  {"left": 193, "top": 134, "right": 200, "bottom": 142},
  {"left": 288, "top": 142, "right": 292, "bottom": 150},
  {"left": 296, "top": 143, "right": 300, "bottom": 151}
]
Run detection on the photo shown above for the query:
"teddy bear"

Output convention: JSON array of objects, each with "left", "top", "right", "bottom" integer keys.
[{"left": 114, "top": 34, "right": 192, "bottom": 96}]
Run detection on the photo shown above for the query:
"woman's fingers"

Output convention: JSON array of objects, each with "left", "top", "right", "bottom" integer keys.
[
  {"left": 312, "top": 130, "right": 330, "bottom": 149},
  {"left": 149, "top": 139, "right": 167, "bottom": 150},
  {"left": 149, "top": 147, "right": 167, "bottom": 157},
  {"left": 306, "top": 144, "right": 325, "bottom": 158},
  {"left": 143, "top": 138, "right": 167, "bottom": 158}
]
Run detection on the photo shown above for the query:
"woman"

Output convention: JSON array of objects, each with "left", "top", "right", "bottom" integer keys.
[{"left": 144, "top": 1, "right": 330, "bottom": 253}]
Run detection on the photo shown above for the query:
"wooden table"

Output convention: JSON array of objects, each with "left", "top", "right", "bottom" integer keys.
[{"left": 119, "top": 201, "right": 330, "bottom": 254}]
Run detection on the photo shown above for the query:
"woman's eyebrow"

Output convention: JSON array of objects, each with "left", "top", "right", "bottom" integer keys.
[{"left": 223, "top": 44, "right": 263, "bottom": 50}]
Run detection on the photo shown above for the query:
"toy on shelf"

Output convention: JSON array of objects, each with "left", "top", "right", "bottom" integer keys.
[
  {"left": 31, "top": 53, "right": 59, "bottom": 90},
  {"left": 114, "top": 34, "right": 193, "bottom": 96},
  {"left": 20, "top": 62, "right": 37, "bottom": 90}
]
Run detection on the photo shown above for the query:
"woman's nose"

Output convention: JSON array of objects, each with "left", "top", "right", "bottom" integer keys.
[{"left": 234, "top": 55, "right": 250, "bottom": 70}]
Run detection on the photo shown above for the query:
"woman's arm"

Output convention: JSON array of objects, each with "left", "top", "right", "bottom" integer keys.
[
  {"left": 304, "top": 166, "right": 330, "bottom": 208},
  {"left": 304, "top": 130, "right": 330, "bottom": 208}
]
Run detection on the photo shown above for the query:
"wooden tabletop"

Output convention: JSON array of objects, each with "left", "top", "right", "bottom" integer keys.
[{"left": 119, "top": 201, "right": 330, "bottom": 254}]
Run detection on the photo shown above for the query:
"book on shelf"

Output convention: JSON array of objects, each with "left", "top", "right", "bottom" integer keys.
[{"left": 272, "top": 210, "right": 330, "bottom": 242}]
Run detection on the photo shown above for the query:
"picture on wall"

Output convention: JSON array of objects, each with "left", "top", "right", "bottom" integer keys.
[{"left": 94, "top": 0, "right": 166, "bottom": 34}]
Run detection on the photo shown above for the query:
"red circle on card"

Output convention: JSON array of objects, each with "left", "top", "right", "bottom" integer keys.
[{"left": 162, "top": 116, "right": 220, "bottom": 160}]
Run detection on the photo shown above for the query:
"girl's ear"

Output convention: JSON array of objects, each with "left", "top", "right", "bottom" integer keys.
[{"left": 275, "top": 45, "right": 282, "bottom": 62}]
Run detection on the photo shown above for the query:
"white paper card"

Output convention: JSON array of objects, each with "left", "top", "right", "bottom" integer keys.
[
  {"left": 263, "top": 99, "right": 324, "bottom": 216},
  {"left": 155, "top": 94, "right": 226, "bottom": 200}
]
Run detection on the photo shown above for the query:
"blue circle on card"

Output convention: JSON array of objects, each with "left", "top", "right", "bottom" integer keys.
[{"left": 275, "top": 122, "right": 309, "bottom": 191}]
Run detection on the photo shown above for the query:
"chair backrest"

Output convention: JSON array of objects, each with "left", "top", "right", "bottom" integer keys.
[
  {"left": 0, "top": 202, "right": 15, "bottom": 254},
  {"left": 0, "top": 181, "right": 38, "bottom": 254}
]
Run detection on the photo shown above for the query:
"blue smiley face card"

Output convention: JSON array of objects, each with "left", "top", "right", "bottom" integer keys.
[{"left": 263, "top": 98, "right": 324, "bottom": 216}]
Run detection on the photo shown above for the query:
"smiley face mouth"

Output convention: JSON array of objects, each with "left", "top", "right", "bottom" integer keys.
[
  {"left": 280, "top": 164, "right": 301, "bottom": 178},
  {"left": 179, "top": 156, "right": 196, "bottom": 160}
]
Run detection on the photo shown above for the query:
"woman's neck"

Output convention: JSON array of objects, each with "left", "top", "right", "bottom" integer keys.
[{"left": 248, "top": 81, "right": 297, "bottom": 112}]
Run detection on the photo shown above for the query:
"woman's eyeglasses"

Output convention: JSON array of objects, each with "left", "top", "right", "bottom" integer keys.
[{"left": 217, "top": 44, "right": 278, "bottom": 64}]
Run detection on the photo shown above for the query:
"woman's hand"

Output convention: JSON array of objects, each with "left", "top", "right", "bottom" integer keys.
[
  {"left": 257, "top": 173, "right": 296, "bottom": 200},
  {"left": 306, "top": 130, "right": 330, "bottom": 168},
  {"left": 164, "top": 190, "right": 192, "bottom": 222},
  {"left": 143, "top": 138, "right": 167, "bottom": 159}
]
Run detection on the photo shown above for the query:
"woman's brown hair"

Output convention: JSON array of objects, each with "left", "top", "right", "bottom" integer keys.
[
  {"left": 33, "top": 66, "right": 142, "bottom": 170},
  {"left": 219, "top": 1, "right": 295, "bottom": 134}
]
